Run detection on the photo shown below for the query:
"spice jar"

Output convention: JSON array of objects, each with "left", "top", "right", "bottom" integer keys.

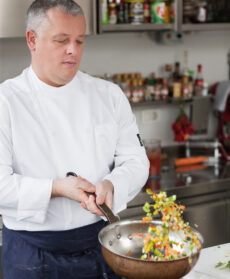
[
  {"left": 126, "top": 0, "right": 144, "bottom": 24},
  {"left": 195, "top": 1, "right": 207, "bottom": 23},
  {"left": 108, "top": 3, "right": 117, "bottom": 24}
]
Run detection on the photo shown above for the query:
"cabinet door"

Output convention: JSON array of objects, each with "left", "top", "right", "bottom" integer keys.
[
  {"left": 0, "top": 0, "right": 33, "bottom": 38},
  {"left": 183, "top": 199, "right": 228, "bottom": 248}
]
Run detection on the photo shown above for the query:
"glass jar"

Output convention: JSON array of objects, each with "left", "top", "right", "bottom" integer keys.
[
  {"left": 195, "top": 1, "right": 207, "bottom": 23},
  {"left": 126, "top": 0, "right": 144, "bottom": 24}
]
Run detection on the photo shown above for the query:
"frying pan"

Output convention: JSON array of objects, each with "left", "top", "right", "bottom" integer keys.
[{"left": 66, "top": 172, "right": 203, "bottom": 279}]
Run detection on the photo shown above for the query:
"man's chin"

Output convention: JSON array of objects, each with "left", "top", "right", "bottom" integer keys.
[{"left": 58, "top": 73, "right": 76, "bottom": 85}]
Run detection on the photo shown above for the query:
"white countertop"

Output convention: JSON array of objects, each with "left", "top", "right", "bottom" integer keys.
[{"left": 184, "top": 243, "right": 230, "bottom": 279}]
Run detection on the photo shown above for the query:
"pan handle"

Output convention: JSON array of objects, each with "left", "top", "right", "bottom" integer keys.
[{"left": 66, "top": 172, "right": 119, "bottom": 224}]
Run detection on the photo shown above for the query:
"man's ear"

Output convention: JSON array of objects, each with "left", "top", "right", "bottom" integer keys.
[{"left": 26, "top": 30, "right": 37, "bottom": 51}]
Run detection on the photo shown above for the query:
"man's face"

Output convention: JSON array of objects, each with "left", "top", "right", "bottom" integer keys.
[{"left": 28, "top": 8, "right": 86, "bottom": 87}]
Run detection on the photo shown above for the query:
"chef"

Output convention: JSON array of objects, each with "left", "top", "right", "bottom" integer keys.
[{"left": 0, "top": 0, "right": 149, "bottom": 278}]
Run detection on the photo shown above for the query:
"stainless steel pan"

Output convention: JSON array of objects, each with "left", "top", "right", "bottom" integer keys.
[
  {"left": 99, "top": 219, "right": 203, "bottom": 279},
  {"left": 66, "top": 172, "right": 203, "bottom": 279}
]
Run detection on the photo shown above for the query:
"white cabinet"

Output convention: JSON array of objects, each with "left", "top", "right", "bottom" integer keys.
[{"left": 0, "top": 0, "right": 97, "bottom": 38}]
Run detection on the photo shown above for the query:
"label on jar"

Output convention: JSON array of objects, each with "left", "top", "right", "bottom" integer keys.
[
  {"left": 151, "top": 2, "right": 166, "bottom": 23},
  {"left": 196, "top": 6, "right": 207, "bottom": 23},
  {"left": 170, "top": 1, "right": 175, "bottom": 23},
  {"left": 129, "top": 2, "right": 144, "bottom": 24},
  {"left": 101, "top": 0, "right": 108, "bottom": 24}
]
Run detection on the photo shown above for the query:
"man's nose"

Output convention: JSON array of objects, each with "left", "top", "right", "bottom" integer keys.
[{"left": 66, "top": 43, "right": 77, "bottom": 55}]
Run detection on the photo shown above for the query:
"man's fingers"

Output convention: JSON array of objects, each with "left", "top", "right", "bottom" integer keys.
[
  {"left": 77, "top": 177, "right": 95, "bottom": 193},
  {"left": 85, "top": 195, "right": 103, "bottom": 216},
  {"left": 105, "top": 190, "right": 113, "bottom": 210},
  {"left": 96, "top": 188, "right": 106, "bottom": 205},
  {"left": 80, "top": 201, "right": 87, "bottom": 209}
]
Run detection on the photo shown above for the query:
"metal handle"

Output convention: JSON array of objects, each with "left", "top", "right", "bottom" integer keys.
[{"left": 66, "top": 172, "right": 119, "bottom": 223}]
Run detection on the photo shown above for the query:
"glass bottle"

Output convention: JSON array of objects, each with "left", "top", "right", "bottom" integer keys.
[
  {"left": 108, "top": 2, "right": 117, "bottom": 24},
  {"left": 172, "top": 62, "right": 182, "bottom": 82},
  {"left": 123, "top": 79, "right": 132, "bottom": 101},
  {"left": 148, "top": 72, "right": 156, "bottom": 100},
  {"left": 101, "top": 0, "right": 109, "bottom": 25},
  {"left": 194, "top": 64, "right": 204, "bottom": 96},
  {"left": 182, "top": 50, "right": 189, "bottom": 78},
  {"left": 137, "top": 79, "right": 144, "bottom": 102},
  {"left": 143, "top": 0, "right": 151, "bottom": 23},
  {"left": 117, "top": 0, "right": 125, "bottom": 24},
  {"left": 195, "top": 0, "right": 207, "bottom": 23},
  {"left": 161, "top": 78, "right": 169, "bottom": 100},
  {"left": 131, "top": 79, "right": 139, "bottom": 103}
]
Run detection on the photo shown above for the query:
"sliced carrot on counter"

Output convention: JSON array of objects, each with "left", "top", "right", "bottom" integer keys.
[{"left": 174, "top": 156, "right": 208, "bottom": 167}]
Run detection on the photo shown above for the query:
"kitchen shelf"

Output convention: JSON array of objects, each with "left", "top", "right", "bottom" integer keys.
[
  {"left": 101, "top": 23, "right": 174, "bottom": 33},
  {"left": 182, "top": 23, "right": 230, "bottom": 32},
  {"left": 98, "top": 0, "right": 230, "bottom": 34},
  {"left": 130, "top": 95, "right": 211, "bottom": 108}
]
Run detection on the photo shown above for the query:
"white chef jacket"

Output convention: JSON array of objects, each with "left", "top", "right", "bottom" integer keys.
[{"left": 0, "top": 66, "right": 149, "bottom": 231}]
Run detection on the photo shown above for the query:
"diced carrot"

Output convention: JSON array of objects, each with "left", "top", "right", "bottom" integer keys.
[
  {"left": 165, "top": 243, "right": 169, "bottom": 258},
  {"left": 126, "top": 250, "right": 132, "bottom": 256},
  {"left": 153, "top": 193, "right": 160, "bottom": 201},
  {"left": 132, "top": 233, "right": 145, "bottom": 238},
  {"left": 149, "top": 224, "right": 155, "bottom": 230},
  {"left": 162, "top": 216, "right": 167, "bottom": 221},
  {"left": 142, "top": 217, "right": 151, "bottom": 223}
]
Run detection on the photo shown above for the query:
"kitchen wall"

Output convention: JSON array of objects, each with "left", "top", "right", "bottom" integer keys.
[{"left": 1, "top": 30, "right": 230, "bottom": 145}]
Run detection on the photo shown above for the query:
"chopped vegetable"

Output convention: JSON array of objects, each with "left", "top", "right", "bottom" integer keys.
[
  {"left": 126, "top": 250, "right": 132, "bottom": 257},
  {"left": 141, "top": 191, "right": 201, "bottom": 261},
  {"left": 132, "top": 233, "right": 145, "bottom": 239},
  {"left": 215, "top": 261, "right": 230, "bottom": 270}
]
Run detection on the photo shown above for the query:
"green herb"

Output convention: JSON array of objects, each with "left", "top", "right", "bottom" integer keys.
[
  {"left": 215, "top": 262, "right": 224, "bottom": 268},
  {"left": 215, "top": 261, "right": 230, "bottom": 270}
]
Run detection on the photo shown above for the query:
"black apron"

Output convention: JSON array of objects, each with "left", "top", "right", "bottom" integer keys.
[{"left": 2, "top": 220, "right": 121, "bottom": 279}]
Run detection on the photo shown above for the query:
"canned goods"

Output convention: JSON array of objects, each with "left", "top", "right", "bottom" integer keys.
[
  {"left": 126, "top": 0, "right": 144, "bottom": 24},
  {"left": 151, "top": 0, "right": 166, "bottom": 23}
]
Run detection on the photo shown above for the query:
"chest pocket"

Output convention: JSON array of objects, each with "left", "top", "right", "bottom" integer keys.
[{"left": 94, "top": 123, "right": 117, "bottom": 161}]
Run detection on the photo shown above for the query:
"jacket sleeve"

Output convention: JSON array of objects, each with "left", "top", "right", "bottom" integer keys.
[
  {"left": 103, "top": 85, "right": 149, "bottom": 214},
  {"left": 0, "top": 95, "right": 53, "bottom": 224}
]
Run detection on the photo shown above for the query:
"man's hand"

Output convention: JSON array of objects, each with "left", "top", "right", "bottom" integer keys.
[
  {"left": 52, "top": 176, "right": 114, "bottom": 216},
  {"left": 83, "top": 179, "right": 114, "bottom": 216}
]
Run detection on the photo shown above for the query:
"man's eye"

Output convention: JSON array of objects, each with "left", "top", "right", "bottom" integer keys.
[
  {"left": 55, "top": 40, "right": 68, "bottom": 44},
  {"left": 76, "top": 40, "right": 84, "bottom": 45}
]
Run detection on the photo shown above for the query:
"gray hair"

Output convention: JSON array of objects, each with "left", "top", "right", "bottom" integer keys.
[{"left": 26, "top": 0, "right": 84, "bottom": 34}]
